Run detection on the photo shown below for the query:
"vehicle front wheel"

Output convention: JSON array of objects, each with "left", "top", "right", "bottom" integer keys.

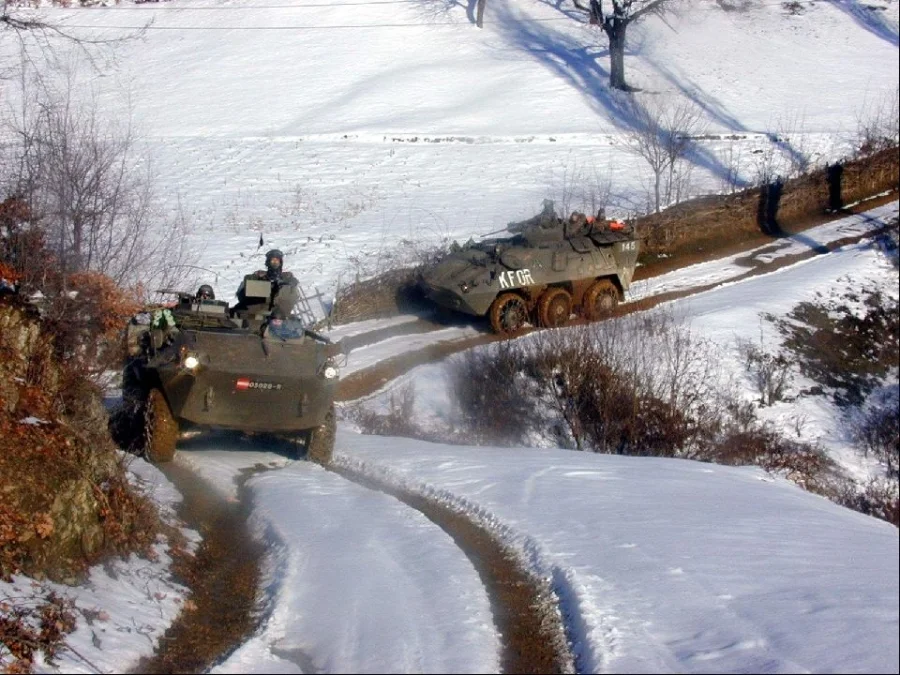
[
  {"left": 144, "top": 388, "right": 178, "bottom": 463},
  {"left": 305, "top": 404, "right": 336, "bottom": 465},
  {"left": 489, "top": 293, "right": 528, "bottom": 334}
]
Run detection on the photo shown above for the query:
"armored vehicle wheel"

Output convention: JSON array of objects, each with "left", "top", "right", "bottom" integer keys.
[
  {"left": 537, "top": 287, "right": 573, "bottom": 328},
  {"left": 582, "top": 279, "right": 618, "bottom": 321},
  {"left": 305, "top": 404, "right": 336, "bottom": 465},
  {"left": 489, "top": 293, "right": 528, "bottom": 334},
  {"left": 144, "top": 388, "right": 178, "bottom": 463}
]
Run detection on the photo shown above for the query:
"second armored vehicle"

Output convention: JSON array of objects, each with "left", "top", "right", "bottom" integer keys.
[
  {"left": 119, "top": 279, "right": 345, "bottom": 464},
  {"left": 419, "top": 201, "right": 640, "bottom": 334}
]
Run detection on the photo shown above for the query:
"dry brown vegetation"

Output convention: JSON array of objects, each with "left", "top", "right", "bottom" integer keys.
[
  {"left": 768, "top": 288, "right": 899, "bottom": 408},
  {"left": 1, "top": 213, "right": 166, "bottom": 672}
]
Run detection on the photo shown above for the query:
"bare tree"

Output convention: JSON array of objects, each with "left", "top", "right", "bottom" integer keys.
[
  {"left": 623, "top": 97, "right": 706, "bottom": 213},
  {"left": 2, "top": 1, "right": 142, "bottom": 49},
  {"left": 3, "top": 67, "right": 188, "bottom": 292},
  {"left": 572, "top": 0, "right": 675, "bottom": 90}
]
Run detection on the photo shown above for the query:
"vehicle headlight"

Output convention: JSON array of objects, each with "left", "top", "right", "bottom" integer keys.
[
  {"left": 323, "top": 366, "right": 338, "bottom": 379},
  {"left": 183, "top": 355, "right": 200, "bottom": 370}
]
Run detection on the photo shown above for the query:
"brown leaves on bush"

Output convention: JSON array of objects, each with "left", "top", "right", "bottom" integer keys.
[
  {"left": 1, "top": 303, "right": 162, "bottom": 584},
  {"left": 0, "top": 263, "right": 19, "bottom": 286},
  {"left": 32, "top": 516, "right": 53, "bottom": 542},
  {"left": 42, "top": 271, "right": 142, "bottom": 379},
  {"left": 0, "top": 591, "right": 76, "bottom": 673}
]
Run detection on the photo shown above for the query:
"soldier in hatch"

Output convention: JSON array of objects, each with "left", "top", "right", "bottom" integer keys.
[
  {"left": 196, "top": 284, "right": 216, "bottom": 301},
  {"left": 234, "top": 248, "right": 300, "bottom": 318}
]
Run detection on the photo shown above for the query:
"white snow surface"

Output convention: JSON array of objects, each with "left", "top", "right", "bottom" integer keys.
[
  {"left": 337, "top": 436, "right": 898, "bottom": 675},
  {"left": 1, "top": 0, "right": 899, "bottom": 672}
]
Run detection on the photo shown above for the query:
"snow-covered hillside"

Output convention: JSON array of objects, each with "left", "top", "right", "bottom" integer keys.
[
  {"left": 3, "top": 0, "right": 897, "bottom": 306},
  {"left": 1, "top": 2, "right": 898, "bottom": 673}
]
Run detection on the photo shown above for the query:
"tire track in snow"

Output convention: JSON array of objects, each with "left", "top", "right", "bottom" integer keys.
[{"left": 327, "top": 461, "right": 576, "bottom": 674}]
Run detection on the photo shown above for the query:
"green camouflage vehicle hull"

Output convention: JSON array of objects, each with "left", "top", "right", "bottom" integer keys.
[{"left": 420, "top": 204, "right": 639, "bottom": 333}]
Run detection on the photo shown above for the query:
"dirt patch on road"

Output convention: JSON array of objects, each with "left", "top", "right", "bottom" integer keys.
[{"left": 132, "top": 462, "right": 265, "bottom": 674}]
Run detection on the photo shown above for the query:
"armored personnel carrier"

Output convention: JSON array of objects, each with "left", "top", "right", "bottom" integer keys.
[
  {"left": 118, "top": 279, "right": 344, "bottom": 464},
  {"left": 419, "top": 201, "right": 640, "bottom": 334}
]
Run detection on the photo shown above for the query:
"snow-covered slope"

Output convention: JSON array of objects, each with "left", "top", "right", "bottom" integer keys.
[
  {"left": 1, "top": 4, "right": 897, "bottom": 673},
  {"left": 4, "top": 0, "right": 897, "bottom": 305}
]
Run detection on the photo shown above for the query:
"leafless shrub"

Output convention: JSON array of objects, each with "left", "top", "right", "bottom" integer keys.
[
  {"left": 701, "top": 424, "right": 834, "bottom": 490},
  {"left": 624, "top": 97, "right": 708, "bottom": 214},
  {"left": 788, "top": 411, "right": 809, "bottom": 439},
  {"left": 782, "top": 1, "right": 805, "bottom": 16},
  {"left": 774, "top": 110, "right": 813, "bottom": 178},
  {"left": 330, "top": 265, "right": 430, "bottom": 325},
  {"left": 345, "top": 381, "right": 423, "bottom": 438},
  {"left": 748, "top": 112, "right": 815, "bottom": 187},
  {"left": 831, "top": 476, "right": 899, "bottom": 527},
  {"left": 451, "top": 309, "right": 727, "bottom": 456},
  {"left": 749, "top": 137, "right": 781, "bottom": 187},
  {"left": 449, "top": 340, "right": 542, "bottom": 447},
  {"left": 853, "top": 389, "right": 900, "bottom": 478},
  {"left": 719, "top": 138, "right": 745, "bottom": 194},
  {"left": 335, "top": 213, "right": 452, "bottom": 291},
  {"left": 736, "top": 333, "right": 794, "bottom": 406},
  {"left": 854, "top": 87, "right": 900, "bottom": 157}
]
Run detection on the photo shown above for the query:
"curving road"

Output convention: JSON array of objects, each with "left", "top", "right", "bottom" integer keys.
[{"left": 142, "top": 196, "right": 897, "bottom": 674}]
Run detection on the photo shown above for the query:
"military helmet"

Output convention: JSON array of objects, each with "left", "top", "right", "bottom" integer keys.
[
  {"left": 196, "top": 284, "right": 215, "bottom": 300},
  {"left": 265, "top": 249, "right": 284, "bottom": 272}
]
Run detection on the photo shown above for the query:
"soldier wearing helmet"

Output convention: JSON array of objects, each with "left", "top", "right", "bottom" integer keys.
[
  {"left": 234, "top": 248, "right": 300, "bottom": 317},
  {"left": 196, "top": 284, "right": 216, "bottom": 301}
]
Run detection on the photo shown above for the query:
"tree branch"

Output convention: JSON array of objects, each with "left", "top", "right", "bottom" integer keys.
[{"left": 628, "top": 0, "right": 672, "bottom": 23}]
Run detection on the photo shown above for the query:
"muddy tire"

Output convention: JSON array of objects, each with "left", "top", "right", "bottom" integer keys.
[
  {"left": 489, "top": 293, "right": 528, "bottom": 334},
  {"left": 109, "top": 366, "right": 147, "bottom": 453},
  {"left": 305, "top": 404, "right": 336, "bottom": 465},
  {"left": 537, "top": 287, "right": 573, "bottom": 328},
  {"left": 144, "top": 388, "right": 178, "bottom": 463},
  {"left": 582, "top": 279, "right": 618, "bottom": 321}
]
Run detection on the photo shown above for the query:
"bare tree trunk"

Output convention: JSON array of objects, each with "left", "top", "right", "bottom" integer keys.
[
  {"left": 653, "top": 170, "right": 662, "bottom": 214},
  {"left": 476, "top": 0, "right": 486, "bottom": 28},
  {"left": 606, "top": 23, "right": 628, "bottom": 90},
  {"left": 72, "top": 219, "right": 83, "bottom": 270}
]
